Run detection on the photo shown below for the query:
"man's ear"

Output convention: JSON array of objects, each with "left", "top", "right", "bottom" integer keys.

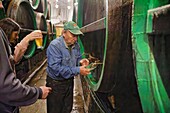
[
  {"left": 62, "top": 30, "right": 66, "bottom": 37},
  {"left": 63, "top": 33, "right": 65, "bottom": 37}
]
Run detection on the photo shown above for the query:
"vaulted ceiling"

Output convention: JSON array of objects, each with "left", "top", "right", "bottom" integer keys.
[{"left": 48, "top": 0, "right": 74, "bottom": 24}]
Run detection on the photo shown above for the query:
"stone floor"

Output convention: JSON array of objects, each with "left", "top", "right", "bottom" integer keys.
[{"left": 20, "top": 63, "right": 85, "bottom": 113}]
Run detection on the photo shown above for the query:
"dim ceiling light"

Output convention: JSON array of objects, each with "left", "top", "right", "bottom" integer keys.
[
  {"left": 55, "top": 4, "right": 59, "bottom": 8},
  {"left": 74, "top": 2, "right": 78, "bottom": 6},
  {"left": 67, "top": 6, "right": 71, "bottom": 9}
]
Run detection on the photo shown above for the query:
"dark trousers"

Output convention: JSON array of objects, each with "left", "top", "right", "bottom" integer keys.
[{"left": 46, "top": 76, "right": 74, "bottom": 113}]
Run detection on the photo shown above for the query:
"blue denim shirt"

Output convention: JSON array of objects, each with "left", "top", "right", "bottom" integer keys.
[{"left": 46, "top": 36, "right": 82, "bottom": 80}]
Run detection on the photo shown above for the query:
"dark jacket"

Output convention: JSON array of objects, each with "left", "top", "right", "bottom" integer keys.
[{"left": 0, "top": 28, "right": 42, "bottom": 113}]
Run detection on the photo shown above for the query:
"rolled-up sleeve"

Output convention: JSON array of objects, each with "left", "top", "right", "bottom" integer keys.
[{"left": 13, "top": 37, "right": 29, "bottom": 63}]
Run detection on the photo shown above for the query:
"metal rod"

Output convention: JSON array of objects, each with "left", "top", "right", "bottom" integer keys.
[
  {"left": 23, "top": 59, "right": 47, "bottom": 85},
  {"left": 20, "top": 28, "right": 48, "bottom": 34},
  {"left": 148, "top": 4, "right": 170, "bottom": 15},
  {"left": 80, "top": 17, "right": 106, "bottom": 33}
]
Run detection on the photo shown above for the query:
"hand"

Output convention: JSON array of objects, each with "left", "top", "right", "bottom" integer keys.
[
  {"left": 25, "top": 30, "right": 43, "bottom": 41},
  {"left": 0, "top": 1, "right": 3, "bottom": 8},
  {"left": 80, "top": 65, "right": 90, "bottom": 76},
  {"left": 40, "top": 86, "right": 52, "bottom": 99},
  {"left": 80, "top": 58, "right": 89, "bottom": 66}
]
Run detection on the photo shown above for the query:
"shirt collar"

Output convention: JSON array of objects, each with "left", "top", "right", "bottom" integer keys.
[{"left": 61, "top": 36, "right": 76, "bottom": 49}]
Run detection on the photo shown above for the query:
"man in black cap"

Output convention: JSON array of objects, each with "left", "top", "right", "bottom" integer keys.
[{"left": 46, "top": 21, "right": 90, "bottom": 113}]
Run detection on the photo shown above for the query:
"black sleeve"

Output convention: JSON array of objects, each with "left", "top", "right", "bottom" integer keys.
[
  {"left": 38, "top": 88, "right": 43, "bottom": 99},
  {"left": 0, "top": 29, "right": 40, "bottom": 106}
]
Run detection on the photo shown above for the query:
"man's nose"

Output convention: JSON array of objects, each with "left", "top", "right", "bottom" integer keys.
[{"left": 74, "top": 36, "right": 78, "bottom": 41}]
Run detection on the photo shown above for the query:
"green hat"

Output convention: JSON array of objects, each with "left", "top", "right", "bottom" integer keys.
[{"left": 64, "top": 21, "right": 84, "bottom": 35}]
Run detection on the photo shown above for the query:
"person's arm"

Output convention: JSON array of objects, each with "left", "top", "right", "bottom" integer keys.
[
  {"left": 0, "top": 30, "right": 51, "bottom": 106},
  {"left": 13, "top": 30, "right": 42, "bottom": 63},
  {"left": 13, "top": 38, "right": 29, "bottom": 63},
  {"left": 0, "top": 33, "right": 39, "bottom": 106}
]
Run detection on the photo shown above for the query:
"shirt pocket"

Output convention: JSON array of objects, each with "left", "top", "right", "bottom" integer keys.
[
  {"left": 62, "top": 56, "right": 70, "bottom": 66},
  {"left": 75, "top": 54, "right": 81, "bottom": 65}
]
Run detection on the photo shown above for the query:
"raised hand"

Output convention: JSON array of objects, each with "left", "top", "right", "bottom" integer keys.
[
  {"left": 80, "top": 65, "right": 90, "bottom": 76},
  {"left": 80, "top": 58, "right": 89, "bottom": 66},
  {"left": 25, "top": 30, "right": 43, "bottom": 41}
]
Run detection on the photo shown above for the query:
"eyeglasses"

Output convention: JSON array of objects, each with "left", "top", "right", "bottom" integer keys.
[
  {"left": 67, "top": 31, "right": 78, "bottom": 38},
  {"left": 69, "top": 34, "right": 77, "bottom": 38}
]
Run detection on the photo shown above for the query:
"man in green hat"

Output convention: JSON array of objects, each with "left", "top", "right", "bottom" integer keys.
[{"left": 46, "top": 21, "right": 90, "bottom": 113}]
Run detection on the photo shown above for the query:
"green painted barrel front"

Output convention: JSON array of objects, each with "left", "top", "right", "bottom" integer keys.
[
  {"left": 7, "top": 0, "right": 37, "bottom": 59},
  {"left": 132, "top": 0, "right": 170, "bottom": 112},
  {"left": 46, "top": 1, "right": 51, "bottom": 20},
  {"left": 76, "top": 0, "right": 105, "bottom": 92},
  {"left": 34, "top": 0, "right": 48, "bottom": 18},
  {"left": 29, "top": 0, "right": 40, "bottom": 10}
]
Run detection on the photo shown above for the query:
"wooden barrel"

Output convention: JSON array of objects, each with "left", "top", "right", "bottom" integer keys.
[
  {"left": 32, "top": 0, "right": 48, "bottom": 18},
  {"left": 74, "top": 0, "right": 143, "bottom": 112},
  {"left": 46, "top": 1, "right": 51, "bottom": 20},
  {"left": 46, "top": 20, "right": 53, "bottom": 45},
  {"left": 76, "top": 0, "right": 137, "bottom": 93},
  {"left": 7, "top": 0, "right": 37, "bottom": 59},
  {"left": 35, "top": 12, "right": 47, "bottom": 50}
]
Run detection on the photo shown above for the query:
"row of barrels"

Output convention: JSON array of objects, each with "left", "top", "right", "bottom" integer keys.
[
  {"left": 75, "top": 0, "right": 170, "bottom": 112},
  {"left": 29, "top": 0, "right": 51, "bottom": 20},
  {"left": 2, "top": 0, "right": 56, "bottom": 58}
]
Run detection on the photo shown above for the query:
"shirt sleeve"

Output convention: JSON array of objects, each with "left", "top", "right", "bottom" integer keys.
[
  {"left": 0, "top": 32, "right": 40, "bottom": 106},
  {"left": 47, "top": 43, "right": 80, "bottom": 79},
  {"left": 13, "top": 37, "right": 29, "bottom": 63}
]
